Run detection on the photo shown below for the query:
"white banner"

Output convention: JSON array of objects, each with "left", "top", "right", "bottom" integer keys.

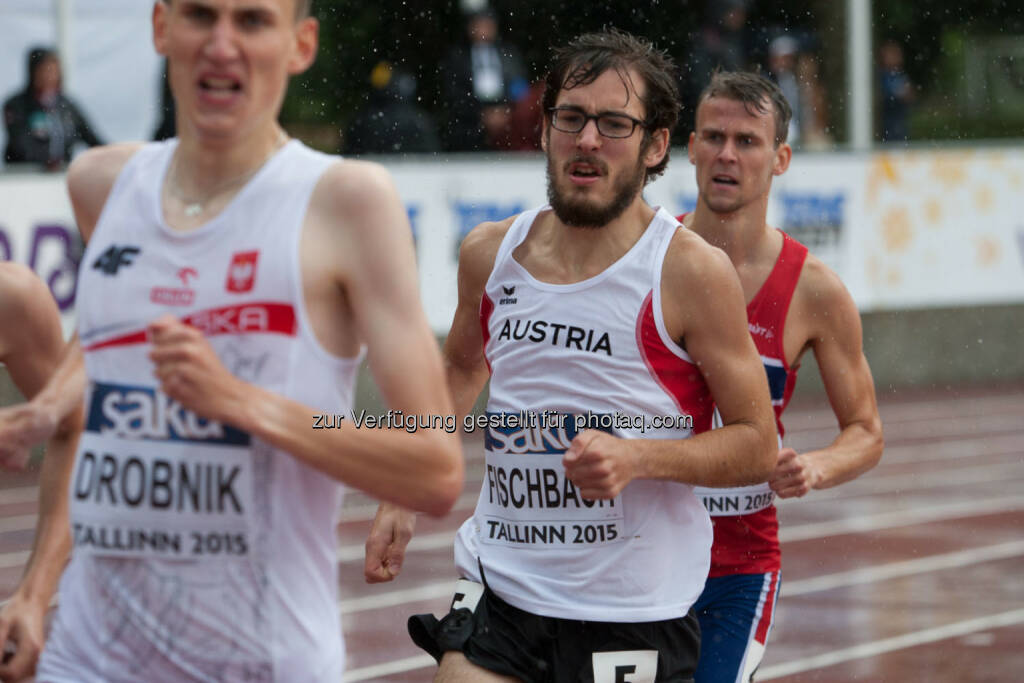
[
  {"left": 0, "top": 171, "right": 79, "bottom": 336},
  {"left": 2, "top": 147, "right": 1023, "bottom": 336},
  {"left": 860, "top": 149, "right": 1024, "bottom": 308}
]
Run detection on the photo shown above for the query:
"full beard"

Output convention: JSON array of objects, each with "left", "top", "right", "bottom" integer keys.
[{"left": 546, "top": 154, "right": 647, "bottom": 228}]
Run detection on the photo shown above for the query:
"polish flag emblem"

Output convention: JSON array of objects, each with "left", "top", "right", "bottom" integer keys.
[{"left": 226, "top": 250, "right": 259, "bottom": 293}]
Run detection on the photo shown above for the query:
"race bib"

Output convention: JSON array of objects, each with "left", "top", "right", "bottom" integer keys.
[
  {"left": 693, "top": 483, "right": 775, "bottom": 517},
  {"left": 703, "top": 406, "right": 778, "bottom": 516},
  {"left": 69, "top": 382, "right": 255, "bottom": 559},
  {"left": 477, "top": 412, "right": 624, "bottom": 549}
]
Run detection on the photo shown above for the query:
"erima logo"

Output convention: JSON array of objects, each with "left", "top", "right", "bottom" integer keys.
[
  {"left": 92, "top": 245, "right": 141, "bottom": 276},
  {"left": 499, "top": 285, "right": 517, "bottom": 305},
  {"left": 86, "top": 382, "right": 250, "bottom": 445},
  {"left": 497, "top": 318, "right": 612, "bottom": 355}
]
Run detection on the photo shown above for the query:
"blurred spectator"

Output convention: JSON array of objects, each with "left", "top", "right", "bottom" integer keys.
[
  {"left": 878, "top": 40, "right": 914, "bottom": 142},
  {"left": 3, "top": 46, "right": 102, "bottom": 169},
  {"left": 441, "top": 9, "right": 528, "bottom": 152},
  {"left": 768, "top": 35, "right": 803, "bottom": 145},
  {"left": 795, "top": 52, "right": 832, "bottom": 149},
  {"left": 682, "top": 0, "right": 753, "bottom": 134},
  {"left": 345, "top": 61, "right": 440, "bottom": 155},
  {"left": 496, "top": 79, "right": 545, "bottom": 151},
  {"left": 690, "top": 0, "right": 752, "bottom": 77}
]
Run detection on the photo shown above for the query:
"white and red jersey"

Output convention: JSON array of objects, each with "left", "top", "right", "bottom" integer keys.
[
  {"left": 40, "top": 140, "right": 361, "bottom": 682},
  {"left": 453, "top": 206, "right": 715, "bottom": 623},
  {"left": 680, "top": 214, "right": 808, "bottom": 577}
]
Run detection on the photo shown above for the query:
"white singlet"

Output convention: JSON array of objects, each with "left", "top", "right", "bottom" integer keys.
[
  {"left": 38, "top": 139, "right": 360, "bottom": 682},
  {"left": 453, "top": 206, "right": 715, "bottom": 623}
]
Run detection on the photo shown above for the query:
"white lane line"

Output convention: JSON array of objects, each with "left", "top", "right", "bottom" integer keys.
[
  {"left": 338, "top": 557, "right": 1024, "bottom": 680},
  {"left": 342, "top": 654, "right": 436, "bottom": 682},
  {"left": 0, "top": 491, "right": 481, "bottom": 539},
  {"left": 337, "top": 530, "right": 455, "bottom": 563},
  {"left": 339, "top": 431, "right": 1021, "bottom": 522},
  {"left": 347, "top": 495, "right": 1024, "bottom": 563},
  {"left": 337, "top": 539, "right": 1024, "bottom": 618},
  {"left": 342, "top": 610, "right": 1024, "bottom": 681},
  {"left": 3, "top": 489, "right": 1021, "bottom": 577},
  {"left": 0, "top": 486, "right": 38, "bottom": 506},
  {"left": 796, "top": 432, "right": 1023, "bottom": 466},
  {"left": 782, "top": 540, "right": 1024, "bottom": 596},
  {"left": 790, "top": 417, "right": 1024, "bottom": 451},
  {"left": 0, "top": 514, "right": 37, "bottom": 534},
  {"left": 0, "top": 549, "right": 29, "bottom": 571},
  {"left": 334, "top": 494, "right": 1024, "bottom": 563},
  {"left": 10, "top": 536, "right": 1021, "bottom": 674},
  {"left": 758, "top": 608, "right": 1024, "bottom": 680},
  {"left": 2, "top": 429, "right": 1019, "bottom": 536},
  {"left": 791, "top": 394, "right": 1024, "bottom": 425},
  {"left": 793, "top": 461, "right": 1024, "bottom": 503},
  {"left": 339, "top": 582, "right": 453, "bottom": 615},
  {"left": 780, "top": 494, "right": 1024, "bottom": 542},
  {"left": 336, "top": 492, "right": 478, "bottom": 524},
  {"left": 3, "top": 458, "right": 1019, "bottom": 544}
]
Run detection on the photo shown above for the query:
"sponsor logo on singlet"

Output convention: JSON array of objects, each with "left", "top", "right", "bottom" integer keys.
[
  {"left": 480, "top": 412, "right": 623, "bottom": 547},
  {"left": 749, "top": 322, "right": 774, "bottom": 339},
  {"left": 226, "top": 250, "right": 259, "bottom": 293},
  {"left": 150, "top": 267, "right": 199, "bottom": 306},
  {"left": 86, "top": 381, "right": 249, "bottom": 445},
  {"left": 499, "top": 285, "right": 517, "bottom": 305},
  {"left": 496, "top": 318, "right": 612, "bottom": 355},
  {"left": 91, "top": 244, "right": 141, "bottom": 276},
  {"left": 81, "top": 302, "right": 296, "bottom": 353},
  {"left": 70, "top": 382, "right": 255, "bottom": 558}
]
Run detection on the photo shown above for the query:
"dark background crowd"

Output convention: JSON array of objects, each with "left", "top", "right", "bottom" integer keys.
[{"left": 4, "top": 0, "right": 1024, "bottom": 165}]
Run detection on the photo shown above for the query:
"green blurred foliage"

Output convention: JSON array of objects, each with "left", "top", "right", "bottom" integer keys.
[
  {"left": 280, "top": 0, "right": 1024, "bottom": 148},
  {"left": 874, "top": 0, "right": 1024, "bottom": 141}
]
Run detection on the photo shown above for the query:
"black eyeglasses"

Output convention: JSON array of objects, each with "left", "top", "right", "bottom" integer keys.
[{"left": 548, "top": 106, "right": 647, "bottom": 139}]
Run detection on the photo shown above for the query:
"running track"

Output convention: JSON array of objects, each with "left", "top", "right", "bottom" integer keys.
[{"left": 2, "top": 385, "right": 1022, "bottom": 681}]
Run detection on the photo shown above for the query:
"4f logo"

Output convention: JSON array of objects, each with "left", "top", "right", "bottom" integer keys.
[{"left": 92, "top": 245, "right": 140, "bottom": 275}]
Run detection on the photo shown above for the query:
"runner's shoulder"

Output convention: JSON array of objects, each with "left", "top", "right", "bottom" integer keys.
[{"left": 67, "top": 143, "right": 145, "bottom": 239}]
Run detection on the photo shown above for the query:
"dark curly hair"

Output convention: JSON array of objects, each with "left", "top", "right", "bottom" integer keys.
[{"left": 542, "top": 29, "right": 681, "bottom": 183}]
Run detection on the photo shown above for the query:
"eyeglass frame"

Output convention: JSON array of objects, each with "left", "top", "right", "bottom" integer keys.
[{"left": 547, "top": 106, "right": 650, "bottom": 139}]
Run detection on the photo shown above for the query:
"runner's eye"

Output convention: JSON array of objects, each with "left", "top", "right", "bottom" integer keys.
[
  {"left": 598, "top": 115, "right": 633, "bottom": 136},
  {"left": 558, "top": 111, "right": 585, "bottom": 129}
]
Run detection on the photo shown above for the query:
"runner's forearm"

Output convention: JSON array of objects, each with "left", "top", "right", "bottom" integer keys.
[{"left": 233, "top": 384, "right": 463, "bottom": 517}]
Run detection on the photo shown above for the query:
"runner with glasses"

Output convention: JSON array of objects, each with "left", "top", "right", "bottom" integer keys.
[{"left": 367, "top": 30, "right": 777, "bottom": 682}]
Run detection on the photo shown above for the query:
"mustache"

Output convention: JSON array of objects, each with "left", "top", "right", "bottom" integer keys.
[{"left": 564, "top": 156, "right": 608, "bottom": 174}]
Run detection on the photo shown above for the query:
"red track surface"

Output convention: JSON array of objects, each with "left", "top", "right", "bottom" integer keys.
[{"left": 2, "top": 385, "right": 1023, "bottom": 681}]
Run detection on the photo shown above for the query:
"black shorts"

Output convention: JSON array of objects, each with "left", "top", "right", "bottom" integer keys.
[{"left": 408, "top": 578, "right": 700, "bottom": 683}]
